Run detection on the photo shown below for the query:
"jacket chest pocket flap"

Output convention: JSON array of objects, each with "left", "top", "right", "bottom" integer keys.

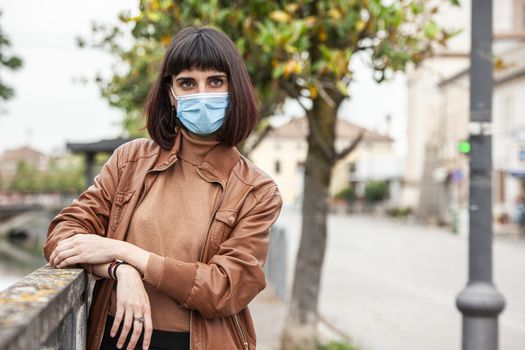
[
  {"left": 111, "top": 189, "right": 135, "bottom": 230},
  {"left": 210, "top": 209, "right": 237, "bottom": 252}
]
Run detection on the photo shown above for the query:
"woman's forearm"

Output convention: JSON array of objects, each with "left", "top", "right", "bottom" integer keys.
[
  {"left": 69, "top": 240, "right": 150, "bottom": 279},
  {"left": 81, "top": 262, "right": 112, "bottom": 279},
  {"left": 114, "top": 241, "right": 150, "bottom": 278}
]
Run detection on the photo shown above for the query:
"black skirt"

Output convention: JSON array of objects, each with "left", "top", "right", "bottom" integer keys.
[{"left": 99, "top": 314, "right": 190, "bottom": 350}]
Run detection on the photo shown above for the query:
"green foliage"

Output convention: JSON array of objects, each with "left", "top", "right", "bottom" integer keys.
[
  {"left": 364, "top": 180, "right": 389, "bottom": 203},
  {"left": 317, "top": 340, "right": 360, "bottom": 350},
  {"left": 6, "top": 156, "right": 85, "bottom": 194},
  {"left": 80, "top": 0, "right": 460, "bottom": 136},
  {"left": 386, "top": 206, "right": 413, "bottom": 218},
  {"left": 334, "top": 186, "right": 356, "bottom": 202},
  {"left": 0, "top": 10, "right": 23, "bottom": 104}
]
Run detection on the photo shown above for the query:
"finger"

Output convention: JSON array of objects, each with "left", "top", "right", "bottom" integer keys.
[
  {"left": 111, "top": 304, "right": 125, "bottom": 338},
  {"left": 50, "top": 244, "right": 70, "bottom": 266},
  {"left": 142, "top": 309, "right": 152, "bottom": 350},
  {"left": 53, "top": 237, "right": 76, "bottom": 256},
  {"left": 56, "top": 255, "right": 81, "bottom": 268},
  {"left": 117, "top": 308, "right": 133, "bottom": 349},
  {"left": 53, "top": 248, "right": 78, "bottom": 267},
  {"left": 127, "top": 313, "right": 143, "bottom": 350}
]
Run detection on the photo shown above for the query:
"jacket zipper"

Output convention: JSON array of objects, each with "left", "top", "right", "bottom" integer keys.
[
  {"left": 190, "top": 167, "right": 226, "bottom": 350},
  {"left": 233, "top": 313, "right": 249, "bottom": 350}
]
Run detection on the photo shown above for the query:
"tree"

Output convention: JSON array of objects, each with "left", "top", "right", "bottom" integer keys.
[
  {"left": 83, "top": 1, "right": 458, "bottom": 348},
  {"left": 6, "top": 156, "right": 85, "bottom": 194},
  {"left": 0, "top": 10, "right": 23, "bottom": 109}
]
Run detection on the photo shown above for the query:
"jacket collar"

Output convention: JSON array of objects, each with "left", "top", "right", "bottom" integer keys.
[{"left": 152, "top": 126, "right": 242, "bottom": 185}]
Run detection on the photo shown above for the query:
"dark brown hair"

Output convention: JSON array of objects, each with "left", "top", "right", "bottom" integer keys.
[{"left": 144, "top": 27, "right": 258, "bottom": 149}]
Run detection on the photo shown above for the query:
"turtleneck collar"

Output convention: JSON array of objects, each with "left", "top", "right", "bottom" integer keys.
[{"left": 178, "top": 127, "right": 221, "bottom": 166}]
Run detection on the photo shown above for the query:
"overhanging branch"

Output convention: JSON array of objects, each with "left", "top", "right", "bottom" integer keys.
[
  {"left": 244, "top": 123, "right": 273, "bottom": 156},
  {"left": 334, "top": 128, "right": 365, "bottom": 162},
  {"left": 280, "top": 80, "right": 337, "bottom": 162}
]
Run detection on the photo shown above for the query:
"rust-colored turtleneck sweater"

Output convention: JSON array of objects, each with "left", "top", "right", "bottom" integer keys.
[{"left": 108, "top": 128, "right": 222, "bottom": 331}]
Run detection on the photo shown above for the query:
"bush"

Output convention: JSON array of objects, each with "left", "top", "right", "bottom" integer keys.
[
  {"left": 364, "top": 180, "right": 389, "bottom": 203},
  {"left": 387, "top": 207, "right": 413, "bottom": 218},
  {"left": 317, "top": 341, "right": 360, "bottom": 350},
  {"left": 334, "top": 186, "right": 356, "bottom": 202}
]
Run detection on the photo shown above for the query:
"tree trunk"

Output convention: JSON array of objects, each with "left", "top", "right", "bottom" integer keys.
[{"left": 281, "top": 94, "right": 338, "bottom": 350}]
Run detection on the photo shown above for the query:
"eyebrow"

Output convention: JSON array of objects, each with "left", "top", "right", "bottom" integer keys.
[{"left": 175, "top": 74, "right": 227, "bottom": 81}]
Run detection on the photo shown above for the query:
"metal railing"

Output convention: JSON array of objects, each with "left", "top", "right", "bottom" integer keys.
[
  {"left": 0, "top": 266, "right": 91, "bottom": 350},
  {"left": 264, "top": 226, "right": 288, "bottom": 301}
]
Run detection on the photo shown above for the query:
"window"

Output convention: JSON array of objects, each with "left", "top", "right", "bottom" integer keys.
[{"left": 348, "top": 162, "right": 357, "bottom": 175}]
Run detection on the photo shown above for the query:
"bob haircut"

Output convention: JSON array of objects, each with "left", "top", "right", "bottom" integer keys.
[{"left": 145, "top": 27, "right": 258, "bottom": 149}]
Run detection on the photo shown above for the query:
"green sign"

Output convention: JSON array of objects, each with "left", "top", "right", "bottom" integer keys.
[{"left": 459, "top": 140, "right": 471, "bottom": 154}]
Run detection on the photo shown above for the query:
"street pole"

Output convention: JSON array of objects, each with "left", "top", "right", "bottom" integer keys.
[{"left": 456, "top": 0, "right": 505, "bottom": 349}]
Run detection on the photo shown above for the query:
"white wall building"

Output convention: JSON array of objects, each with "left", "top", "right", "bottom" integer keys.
[
  {"left": 249, "top": 117, "right": 399, "bottom": 206},
  {"left": 405, "top": 0, "right": 525, "bottom": 227}
]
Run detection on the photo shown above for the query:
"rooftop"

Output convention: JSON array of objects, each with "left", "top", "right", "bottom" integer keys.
[{"left": 268, "top": 117, "right": 393, "bottom": 143}]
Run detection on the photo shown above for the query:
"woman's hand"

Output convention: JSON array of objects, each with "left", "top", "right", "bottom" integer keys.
[
  {"left": 49, "top": 234, "right": 124, "bottom": 268},
  {"left": 111, "top": 264, "right": 153, "bottom": 350}
]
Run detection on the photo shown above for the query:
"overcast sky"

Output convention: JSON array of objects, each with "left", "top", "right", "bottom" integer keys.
[{"left": 0, "top": 0, "right": 407, "bottom": 156}]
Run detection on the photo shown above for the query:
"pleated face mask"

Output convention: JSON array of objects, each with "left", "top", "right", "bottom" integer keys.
[{"left": 170, "top": 86, "right": 229, "bottom": 135}]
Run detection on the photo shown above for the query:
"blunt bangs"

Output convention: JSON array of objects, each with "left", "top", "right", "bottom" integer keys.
[{"left": 163, "top": 30, "right": 230, "bottom": 78}]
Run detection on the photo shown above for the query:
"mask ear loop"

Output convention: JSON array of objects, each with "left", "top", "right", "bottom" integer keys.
[
  {"left": 166, "top": 83, "right": 180, "bottom": 132},
  {"left": 169, "top": 85, "right": 179, "bottom": 102}
]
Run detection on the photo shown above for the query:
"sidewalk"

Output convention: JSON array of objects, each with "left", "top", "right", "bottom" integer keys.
[
  {"left": 251, "top": 287, "right": 350, "bottom": 350},
  {"left": 250, "top": 287, "right": 288, "bottom": 350}
]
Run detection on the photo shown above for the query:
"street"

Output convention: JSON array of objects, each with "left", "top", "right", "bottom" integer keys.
[{"left": 273, "top": 206, "right": 525, "bottom": 350}]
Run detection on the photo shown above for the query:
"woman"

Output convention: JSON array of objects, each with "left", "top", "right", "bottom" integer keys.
[{"left": 44, "top": 26, "right": 283, "bottom": 350}]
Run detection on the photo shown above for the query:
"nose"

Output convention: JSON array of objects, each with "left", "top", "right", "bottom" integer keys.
[{"left": 197, "top": 80, "right": 207, "bottom": 93}]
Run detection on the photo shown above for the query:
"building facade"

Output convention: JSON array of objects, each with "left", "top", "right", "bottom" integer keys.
[
  {"left": 249, "top": 117, "right": 398, "bottom": 206},
  {"left": 405, "top": 0, "right": 525, "bottom": 229}
]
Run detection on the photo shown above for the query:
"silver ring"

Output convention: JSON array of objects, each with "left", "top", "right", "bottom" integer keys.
[{"left": 134, "top": 315, "right": 144, "bottom": 323}]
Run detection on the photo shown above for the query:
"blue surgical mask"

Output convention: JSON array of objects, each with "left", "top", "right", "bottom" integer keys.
[{"left": 170, "top": 86, "right": 229, "bottom": 135}]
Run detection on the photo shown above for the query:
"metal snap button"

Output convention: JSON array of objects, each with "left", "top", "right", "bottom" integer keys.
[{"left": 228, "top": 216, "right": 235, "bottom": 224}]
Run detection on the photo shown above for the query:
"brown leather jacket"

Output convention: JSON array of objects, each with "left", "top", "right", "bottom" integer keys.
[{"left": 43, "top": 129, "right": 283, "bottom": 350}]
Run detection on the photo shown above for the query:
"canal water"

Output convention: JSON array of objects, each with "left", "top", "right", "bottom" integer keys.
[
  {"left": 0, "top": 273, "right": 22, "bottom": 292},
  {"left": 0, "top": 209, "right": 53, "bottom": 292}
]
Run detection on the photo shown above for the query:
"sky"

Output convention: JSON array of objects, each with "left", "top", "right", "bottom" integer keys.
[{"left": 0, "top": 0, "right": 407, "bottom": 156}]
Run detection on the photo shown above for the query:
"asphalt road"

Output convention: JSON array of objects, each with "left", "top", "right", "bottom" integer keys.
[{"left": 274, "top": 206, "right": 525, "bottom": 350}]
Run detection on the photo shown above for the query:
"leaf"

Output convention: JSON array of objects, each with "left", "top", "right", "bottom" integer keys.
[
  {"left": 309, "top": 85, "right": 318, "bottom": 99},
  {"left": 305, "top": 16, "right": 317, "bottom": 27},
  {"left": 270, "top": 10, "right": 292, "bottom": 23},
  {"left": 336, "top": 80, "right": 349, "bottom": 96},
  {"left": 285, "top": 3, "right": 300, "bottom": 13},
  {"left": 161, "top": 34, "right": 171, "bottom": 46},
  {"left": 318, "top": 26, "right": 328, "bottom": 42},
  {"left": 272, "top": 62, "right": 286, "bottom": 79},
  {"left": 355, "top": 19, "right": 366, "bottom": 32},
  {"left": 328, "top": 9, "right": 342, "bottom": 20},
  {"left": 424, "top": 20, "right": 438, "bottom": 39}
]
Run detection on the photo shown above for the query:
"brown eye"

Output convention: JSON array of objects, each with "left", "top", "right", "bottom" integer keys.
[
  {"left": 180, "top": 80, "right": 194, "bottom": 89},
  {"left": 210, "top": 78, "right": 223, "bottom": 87}
]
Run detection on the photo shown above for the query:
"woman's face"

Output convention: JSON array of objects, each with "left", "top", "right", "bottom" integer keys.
[{"left": 169, "top": 69, "right": 229, "bottom": 109}]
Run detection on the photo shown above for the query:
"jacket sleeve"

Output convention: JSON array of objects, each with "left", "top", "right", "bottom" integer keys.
[
  {"left": 43, "top": 147, "right": 122, "bottom": 274},
  {"left": 142, "top": 184, "right": 283, "bottom": 319}
]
